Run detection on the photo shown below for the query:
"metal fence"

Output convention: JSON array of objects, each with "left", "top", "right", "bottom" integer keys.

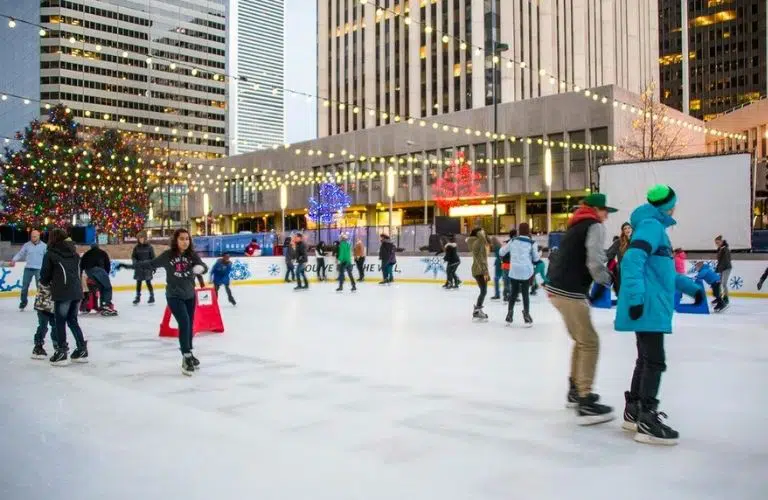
[{"left": 296, "top": 224, "right": 434, "bottom": 255}]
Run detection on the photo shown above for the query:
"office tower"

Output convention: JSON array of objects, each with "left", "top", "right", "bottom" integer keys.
[
  {"left": 659, "top": 0, "right": 767, "bottom": 120},
  {"left": 39, "top": 0, "right": 228, "bottom": 160},
  {"left": 317, "top": 0, "right": 659, "bottom": 137}
]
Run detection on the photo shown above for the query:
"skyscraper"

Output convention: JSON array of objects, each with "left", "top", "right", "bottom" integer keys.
[
  {"left": 317, "top": 0, "right": 659, "bottom": 137},
  {"left": 659, "top": 0, "right": 767, "bottom": 120},
  {"left": 227, "top": 0, "right": 285, "bottom": 155},
  {"left": 39, "top": 0, "right": 228, "bottom": 160}
]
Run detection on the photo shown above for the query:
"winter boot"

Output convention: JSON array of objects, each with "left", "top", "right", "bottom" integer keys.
[
  {"left": 71, "top": 341, "right": 89, "bottom": 364},
  {"left": 182, "top": 353, "right": 196, "bottom": 376},
  {"left": 49, "top": 349, "right": 69, "bottom": 366},
  {"left": 575, "top": 393, "right": 615, "bottom": 426},
  {"left": 566, "top": 378, "right": 578, "bottom": 408},
  {"left": 31, "top": 344, "right": 47, "bottom": 360},
  {"left": 634, "top": 400, "right": 679, "bottom": 445},
  {"left": 522, "top": 311, "right": 533, "bottom": 328},
  {"left": 622, "top": 391, "right": 640, "bottom": 431},
  {"left": 472, "top": 306, "right": 488, "bottom": 322}
]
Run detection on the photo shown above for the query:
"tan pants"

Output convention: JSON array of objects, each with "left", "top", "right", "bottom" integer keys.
[
  {"left": 720, "top": 269, "right": 731, "bottom": 299},
  {"left": 550, "top": 294, "right": 600, "bottom": 398}
]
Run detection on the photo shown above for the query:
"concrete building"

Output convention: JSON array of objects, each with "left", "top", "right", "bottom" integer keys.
[
  {"left": 227, "top": 0, "right": 285, "bottom": 155},
  {"left": 188, "top": 85, "right": 707, "bottom": 236},
  {"left": 659, "top": 0, "right": 767, "bottom": 120},
  {"left": 39, "top": 0, "right": 228, "bottom": 160},
  {"left": 317, "top": 0, "right": 659, "bottom": 137}
]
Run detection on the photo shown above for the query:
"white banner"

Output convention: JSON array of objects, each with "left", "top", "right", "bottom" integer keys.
[{"left": 1, "top": 256, "right": 766, "bottom": 298}]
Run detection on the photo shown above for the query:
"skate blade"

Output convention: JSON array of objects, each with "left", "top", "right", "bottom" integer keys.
[
  {"left": 565, "top": 402, "right": 578, "bottom": 409},
  {"left": 576, "top": 412, "right": 616, "bottom": 426},
  {"left": 633, "top": 432, "right": 678, "bottom": 446},
  {"left": 621, "top": 421, "right": 638, "bottom": 432},
  {"left": 522, "top": 322, "right": 533, "bottom": 328},
  {"left": 50, "top": 360, "right": 70, "bottom": 367},
  {"left": 71, "top": 358, "right": 89, "bottom": 364},
  {"left": 182, "top": 368, "right": 194, "bottom": 376},
  {"left": 31, "top": 354, "right": 47, "bottom": 360}
]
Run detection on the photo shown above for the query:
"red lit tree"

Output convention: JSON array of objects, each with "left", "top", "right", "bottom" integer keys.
[{"left": 431, "top": 151, "right": 486, "bottom": 212}]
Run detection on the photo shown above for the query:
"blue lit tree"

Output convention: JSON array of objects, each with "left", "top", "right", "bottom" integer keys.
[{"left": 308, "top": 182, "right": 351, "bottom": 225}]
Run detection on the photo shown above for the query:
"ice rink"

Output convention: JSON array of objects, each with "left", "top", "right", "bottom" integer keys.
[{"left": 1, "top": 281, "right": 767, "bottom": 500}]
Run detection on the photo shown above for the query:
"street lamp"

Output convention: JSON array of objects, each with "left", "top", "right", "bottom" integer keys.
[
  {"left": 387, "top": 168, "right": 396, "bottom": 236},
  {"left": 490, "top": 5, "right": 509, "bottom": 235},
  {"left": 544, "top": 148, "right": 552, "bottom": 235},
  {"left": 202, "top": 192, "right": 210, "bottom": 236},
  {"left": 280, "top": 183, "right": 288, "bottom": 236}
]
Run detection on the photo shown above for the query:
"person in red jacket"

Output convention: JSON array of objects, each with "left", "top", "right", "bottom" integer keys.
[{"left": 244, "top": 239, "right": 260, "bottom": 256}]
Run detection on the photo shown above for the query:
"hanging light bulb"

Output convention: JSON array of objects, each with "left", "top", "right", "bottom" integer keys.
[
  {"left": 8, "top": 18, "right": 16, "bottom": 28},
  {"left": 39, "top": 29, "right": 47, "bottom": 36}
]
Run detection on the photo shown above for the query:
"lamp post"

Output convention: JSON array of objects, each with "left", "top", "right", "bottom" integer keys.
[
  {"left": 202, "top": 192, "right": 210, "bottom": 236},
  {"left": 387, "top": 167, "right": 395, "bottom": 236},
  {"left": 544, "top": 148, "right": 552, "bottom": 235},
  {"left": 280, "top": 183, "right": 287, "bottom": 238},
  {"left": 490, "top": 4, "right": 509, "bottom": 236}
]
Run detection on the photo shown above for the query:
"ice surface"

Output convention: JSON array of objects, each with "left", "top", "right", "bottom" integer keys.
[{"left": 1, "top": 282, "right": 767, "bottom": 500}]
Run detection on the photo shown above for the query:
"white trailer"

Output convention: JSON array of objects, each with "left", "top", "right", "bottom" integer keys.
[{"left": 598, "top": 153, "right": 752, "bottom": 251}]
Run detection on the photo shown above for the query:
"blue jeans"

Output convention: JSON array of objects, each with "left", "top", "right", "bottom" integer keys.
[
  {"left": 337, "top": 263, "right": 355, "bottom": 288},
  {"left": 20, "top": 268, "right": 40, "bottom": 308},
  {"left": 53, "top": 300, "right": 86, "bottom": 351},
  {"left": 296, "top": 263, "right": 308, "bottom": 287},
  {"left": 35, "top": 311, "right": 57, "bottom": 348},
  {"left": 85, "top": 267, "right": 113, "bottom": 305},
  {"left": 383, "top": 263, "right": 394, "bottom": 282},
  {"left": 167, "top": 297, "right": 196, "bottom": 354},
  {"left": 284, "top": 262, "right": 295, "bottom": 281}
]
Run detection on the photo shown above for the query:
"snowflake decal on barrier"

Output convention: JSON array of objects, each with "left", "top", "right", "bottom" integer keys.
[
  {"left": 109, "top": 260, "right": 120, "bottom": 278},
  {"left": 267, "top": 264, "right": 280, "bottom": 276},
  {"left": 729, "top": 275, "right": 743, "bottom": 290},
  {"left": 230, "top": 260, "right": 251, "bottom": 281},
  {"left": 421, "top": 257, "right": 446, "bottom": 278},
  {"left": 0, "top": 268, "right": 22, "bottom": 292}
]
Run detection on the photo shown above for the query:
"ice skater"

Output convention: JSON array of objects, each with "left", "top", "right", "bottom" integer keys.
[
  {"left": 500, "top": 223, "right": 538, "bottom": 327},
  {"left": 615, "top": 185, "right": 703, "bottom": 445},
  {"left": 442, "top": 234, "right": 461, "bottom": 289},
  {"left": 466, "top": 227, "right": 490, "bottom": 321},
  {"left": 335, "top": 233, "right": 356, "bottom": 292},
  {"left": 545, "top": 193, "right": 616, "bottom": 424},
  {"left": 378, "top": 234, "right": 396, "bottom": 284},
  {"left": 210, "top": 253, "right": 237, "bottom": 306},
  {"left": 118, "top": 228, "right": 208, "bottom": 376},
  {"left": 315, "top": 241, "right": 328, "bottom": 281},
  {"left": 131, "top": 231, "right": 155, "bottom": 305},
  {"left": 293, "top": 233, "right": 309, "bottom": 290},
  {"left": 81, "top": 243, "right": 117, "bottom": 316},
  {"left": 31, "top": 282, "right": 57, "bottom": 359},
  {"left": 354, "top": 239, "right": 366, "bottom": 281},
  {"left": 692, "top": 261, "right": 725, "bottom": 312},
  {"left": 10, "top": 229, "right": 46, "bottom": 311},
  {"left": 40, "top": 229, "right": 89, "bottom": 366},
  {"left": 283, "top": 237, "right": 295, "bottom": 282},
  {"left": 714, "top": 235, "right": 731, "bottom": 305}
]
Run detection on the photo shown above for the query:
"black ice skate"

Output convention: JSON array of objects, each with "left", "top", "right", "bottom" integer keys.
[
  {"left": 472, "top": 306, "right": 488, "bottom": 322},
  {"left": 622, "top": 391, "right": 639, "bottom": 431},
  {"left": 148, "top": 295, "right": 155, "bottom": 305},
  {"left": 100, "top": 304, "right": 118, "bottom": 317},
  {"left": 351, "top": 285, "right": 357, "bottom": 292},
  {"left": 182, "top": 354, "right": 196, "bottom": 376},
  {"left": 575, "top": 394, "right": 615, "bottom": 425},
  {"left": 229, "top": 298, "right": 237, "bottom": 306},
  {"left": 566, "top": 378, "right": 578, "bottom": 408},
  {"left": 336, "top": 286, "right": 343, "bottom": 292},
  {"left": 49, "top": 349, "right": 69, "bottom": 366},
  {"left": 132, "top": 296, "right": 140, "bottom": 305},
  {"left": 714, "top": 301, "right": 728, "bottom": 313},
  {"left": 189, "top": 352, "right": 200, "bottom": 369},
  {"left": 70, "top": 342, "right": 88, "bottom": 364},
  {"left": 634, "top": 408, "right": 679, "bottom": 445},
  {"left": 522, "top": 311, "right": 533, "bottom": 328},
  {"left": 31, "top": 344, "right": 47, "bottom": 360},
  {"left": 505, "top": 311, "right": 513, "bottom": 325}
]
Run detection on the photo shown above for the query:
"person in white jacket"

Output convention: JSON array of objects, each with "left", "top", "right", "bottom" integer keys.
[{"left": 499, "top": 222, "right": 540, "bottom": 327}]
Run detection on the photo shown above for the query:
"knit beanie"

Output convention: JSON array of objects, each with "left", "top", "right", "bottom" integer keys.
[{"left": 647, "top": 184, "right": 677, "bottom": 212}]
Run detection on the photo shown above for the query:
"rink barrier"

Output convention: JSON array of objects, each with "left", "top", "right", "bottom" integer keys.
[{"left": 1, "top": 257, "right": 767, "bottom": 299}]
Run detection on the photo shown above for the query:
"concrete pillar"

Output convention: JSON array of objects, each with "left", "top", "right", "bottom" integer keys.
[{"left": 516, "top": 196, "right": 527, "bottom": 228}]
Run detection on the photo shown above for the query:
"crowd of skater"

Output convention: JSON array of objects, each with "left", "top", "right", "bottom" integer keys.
[{"left": 3, "top": 183, "right": 768, "bottom": 446}]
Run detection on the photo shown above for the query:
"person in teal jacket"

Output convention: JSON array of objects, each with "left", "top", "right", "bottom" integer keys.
[{"left": 615, "top": 185, "right": 702, "bottom": 446}]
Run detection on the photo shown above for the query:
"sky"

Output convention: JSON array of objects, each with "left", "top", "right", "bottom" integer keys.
[{"left": 0, "top": 0, "right": 318, "bottom": 148}]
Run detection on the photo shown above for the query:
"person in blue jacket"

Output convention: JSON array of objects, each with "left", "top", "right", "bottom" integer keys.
[
  {"left": 693, "top": 261, "right": 726, "bottom": 311},
  {"left": 615, "top": 184, "right": 703, "bottom": 446},
  {"left": 210, "top": 253, "right": 236, "bottom": 306}
]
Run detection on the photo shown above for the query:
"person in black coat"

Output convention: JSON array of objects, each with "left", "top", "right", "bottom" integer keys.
[
  {"left": 131, "top": 231, "right": 156, "bottom": 305},
  {"left": 81, "top": 243, "right": 115, "bottom": 312},
  {"left": 315, "top": 241, "right": 328, "bottom": 281},
  {"left": 442, "top": 234, "right": 461, "bottom": 289},
  {"left": 293, "top": 233, "right": 309, "bottom": 290},
  {"left": 378, "top": 234, "right": 396, "bottom": 284},
  {"left": 714, "top": 235, "right": 732, "bottom": 304},
  {"left": 39, "top": 229, "right": 88, "bottom": 365}
]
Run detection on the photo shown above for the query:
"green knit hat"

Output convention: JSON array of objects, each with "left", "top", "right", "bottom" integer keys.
[{"left": 647, "top": 184, "right": 677, "bottom": 211}]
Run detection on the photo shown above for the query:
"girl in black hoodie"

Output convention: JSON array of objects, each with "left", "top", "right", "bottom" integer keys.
[
  {"left": 119, "top": 229, "right": 208, "bottom": 376},
  {"left": 442, "top": 234, "right": 461, "bottom": 289},
  {"left": 40, "top": 228, "right": 88, "bottom": 365}
]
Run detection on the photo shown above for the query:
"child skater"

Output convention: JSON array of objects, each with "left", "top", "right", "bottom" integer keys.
[
  {"left": 693, "top": 261, "right": 726, "bottom": 312},
  {"left": 442, "top": 234, "right": 461, "bottom": 289},
  {"left": 118, "top": 228, "right": 208, "bottom": 376},
  {"left": 32, "top": 283, "right": 57, "bottom": 359},
  {"left": 615, "top": 185, "right": 703, "bottom": 445},
  {"left": 210, "top": 253, "right": 236, "bottom": 306},
  {"left": 500, "top": 222, "right": 539, "bottom": 327}
]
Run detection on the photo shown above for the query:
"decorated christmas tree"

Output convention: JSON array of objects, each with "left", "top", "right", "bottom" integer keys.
[
  {"left": 308, "top": 182, "right": 351, "bottom": 225},
  {"left": 0, "top": 105, "right": 86, "bottom": 230},
  {"left": 431, "top": 151, "right": 486, "bottom": 212}
]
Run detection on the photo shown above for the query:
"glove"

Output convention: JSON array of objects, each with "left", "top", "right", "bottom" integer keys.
[
  {"left": 629, "top": 304, "right": 644, "bottom": 320},
  {"left": 192, "top": 264, "right": 205, "bottom": 275},
  {"left": 692, "top": 289, "right": 704, "bottom": 306},
  {"left": 758, "top": 279, "right": 764, "bottom": 291},
  {"left": 116, "top": 262, "right": 125, "bottom": 269},
  {"left": 589, "top": 284, "right": 607, "bottom": 304}
]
